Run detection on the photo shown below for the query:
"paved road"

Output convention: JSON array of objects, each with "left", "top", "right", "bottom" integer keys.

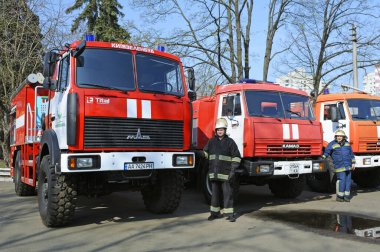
[{"left": 0, "top": 181, "right": 379, "bottom": 252}]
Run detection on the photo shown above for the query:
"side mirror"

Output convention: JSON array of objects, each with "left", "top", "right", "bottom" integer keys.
[
  {"left": 72, "top": 40, "right": 86, "bottom": 58},
  {"left": 187, "top": 68, "right": 195, "bottom": 91},
  {"left": 330, "top": 106, "right": 339, "bottom": 122},
  {"left": 188, "top": 89, "right": 197, "bottom": 101},
  {"left": 43, "top": 52, "right": 58, "bottom": 77}
]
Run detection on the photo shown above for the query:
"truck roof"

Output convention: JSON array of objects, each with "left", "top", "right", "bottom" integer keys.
[
  {"left": 69, "top": 41, "right": 181, "bottom": 62},
  {"left": 215, "top": 82, "right": 309, "bottom": 96},
  {"left": 316, "top": 92, "right": 380, "bottom": 103}
]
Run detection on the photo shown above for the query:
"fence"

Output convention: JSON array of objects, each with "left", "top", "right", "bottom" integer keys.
[{"left": 0, "top": 167, "right": 12, "bottom": 182}]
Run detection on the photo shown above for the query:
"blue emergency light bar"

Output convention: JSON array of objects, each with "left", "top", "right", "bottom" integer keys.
[
  {"left": 157, "top": 45, "right": 165, "bottom": 52},
  {"left": 85, "top": 34, "right": 95, "bottom": 41}
]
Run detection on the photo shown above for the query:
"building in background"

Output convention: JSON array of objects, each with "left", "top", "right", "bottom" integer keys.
[
  {"left": 363, "top": 65, "right": 380, "bottom": 95},
  {"left": 276, "top": 68, "right": 326, "bottom": 95}
]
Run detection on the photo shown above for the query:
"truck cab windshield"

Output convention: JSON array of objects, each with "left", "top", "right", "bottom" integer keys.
[
  {"left": 76, "top": 48, "right": 135, "bottom": 91},
  {"left": 245, "top": 90, "right": 314, "bottom": 120},
  {"left": 136, "top": 53, "right": 184, "bottom": 96},
  {"left": 347, "top": 99, "right": 380, "bottom": 121}
]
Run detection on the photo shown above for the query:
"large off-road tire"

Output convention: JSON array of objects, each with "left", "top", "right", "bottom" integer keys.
[
  {"left": 268, "top": 175, "right": 305, "bottom": 198},
  {"left": 14, "top": 152, "right": 35, "bottom": 196},
  {"left": 201, "top": 162, "right": 240, "bottom": 205},
  {"left": 352, "top": 168, "right": 380, "bottom": 188},
  {"left": 38, "top": 155, "right": 77, "bottom": 227},
  {"left": 141, "top": 170, "right": 184, "bottom": 214},
  {"left": 306, "top": 157, "right": 336, "bottom": 193}
]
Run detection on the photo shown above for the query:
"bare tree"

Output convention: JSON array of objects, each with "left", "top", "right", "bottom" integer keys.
[
  {"left": 281, "top": 0, "right": 380, "bottom": 99},
  {"left": 263, "top": 0, "right": 294, "bottom": 81},
  {"left": 0, "top": 0, "right": 73, "bottom": 165},
  {"left": 131, "top": 0, "right": 254, "bottom": 89},
  {"left": 0, "top": 0, "right": 43, "bottom": 165}
]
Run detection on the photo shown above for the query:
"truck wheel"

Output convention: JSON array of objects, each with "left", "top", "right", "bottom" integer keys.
[
  {"left": 201, "top": 162, "right": 212, "bottom": 204},
  {"left": 201, "top": 163, "right": 240, "bottom": 205},
  {"left": 353, "top": 168, "right": 380, "bottom": 188},
  {"left": 141, "top": 170, "right": 184, "bottom": 214},
  {"left": 38, "top": 155, "right": 77, "bottom": 227},
  {"left": 306, "top": 157, "right": 335, "bottom": 193},
  {"left": 14, "top": 152, "right": 35, "bottom": 196},
  {"left": 269, "top": 175, "right": 305, "bottom": 198}
]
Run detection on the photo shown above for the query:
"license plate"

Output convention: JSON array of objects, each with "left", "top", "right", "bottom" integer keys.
[
  {"left": 124, "top": 162, "right": 154, "bottom": 170},
  {"left": 289, "top": 163, "right": 299, "bottom": 174}
]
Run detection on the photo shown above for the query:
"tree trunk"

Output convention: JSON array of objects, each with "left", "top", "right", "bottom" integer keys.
[{"left": 233, "top": 0, "right": 243, "bottom": 80}]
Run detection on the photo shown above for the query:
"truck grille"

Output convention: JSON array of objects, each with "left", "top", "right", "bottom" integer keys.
[
  {"left": 366, "top": 141, "right": 380, "bottom": 151},
  {"left": 266, "top": 145, "right": 311, "bottom": 155},
  {"left": 84, "top": 117, "right": 183, "bottom": 149}
]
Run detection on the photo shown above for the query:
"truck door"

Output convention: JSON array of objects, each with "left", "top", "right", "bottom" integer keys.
[
  {"left": 50, "top": 54, "right": 70, "bottom": 149},
  {"left": 321, "top": 101, "right": 350, "bottom": 142},
  {"left": 218, "top": 93, "right": 244, "bottom": 155}
]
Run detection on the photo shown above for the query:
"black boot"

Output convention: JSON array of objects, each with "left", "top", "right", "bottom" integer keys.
[
  {"left": 225, "top": 213, "right": 237, "bottom": 222},
  {"left": 336, "top": 197, "right": 344, "bottom": 202},
  {"left": 208, "top": 212, "right": 222, "bottom": 221}
]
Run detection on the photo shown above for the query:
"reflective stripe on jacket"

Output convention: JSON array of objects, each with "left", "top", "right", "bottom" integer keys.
[
  {"left": 203, "top": 135, "right": 241, "bottom": 181},
  {"left": 323, "top": 140, "right": 355, "bottom": 173}
]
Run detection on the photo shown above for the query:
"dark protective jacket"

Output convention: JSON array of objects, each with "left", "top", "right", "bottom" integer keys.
[
  {"left": 323, "top": 139, "right": 355, "bottom": 173},
  {"left": 203, "top": 135, "right": 241, "bottom": 181}
]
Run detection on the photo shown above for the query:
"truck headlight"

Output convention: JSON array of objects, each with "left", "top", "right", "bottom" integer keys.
[
  {"left": 77, "top": 158, "right": 93, "bottom": 168},
  {"left": 312, "top": 162, "right": 324, "bottom": 172},
  {"left": 173, "top": 154, "right": 194, "bottom": 166},
  {"left": 68, "top": 156, "right": 100, "bottom": 169},
  {"left": 363, "top": 158, "right": 371, "bottom": 165},
  {"left": 259, "top": 165, "right": 270, "bottom": 173}
]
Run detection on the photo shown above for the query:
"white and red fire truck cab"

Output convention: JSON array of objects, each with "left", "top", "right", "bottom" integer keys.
[{"left": 10, "top": 40, "right": 195, "bottom": 227}]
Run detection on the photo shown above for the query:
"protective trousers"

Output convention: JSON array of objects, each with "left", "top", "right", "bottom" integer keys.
[
  {"left": 210, "top": 180, "right": 234, "bottom": 216},
  {"left": 336, "top": 171, "right": 351, "bottom": 199}
]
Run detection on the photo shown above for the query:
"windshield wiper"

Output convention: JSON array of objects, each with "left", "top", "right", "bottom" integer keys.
[
  {"left": 286, "top": 109, "right": 301, "bottom": 117},
  {"left": 351, "top": 115, "right": 368, "bottom": 120},
  {"left": 142, "top": 89, "right": 182, "bottom": 98},
  {"left": 252, "top": 114, "right": 281, "bottom": 121},
  {"left": 79, "top": 83, "right": 129, "bottom": 93}
]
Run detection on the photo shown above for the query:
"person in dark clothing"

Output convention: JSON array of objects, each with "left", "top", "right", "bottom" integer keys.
[
  {"left": 203, "top": 118, "right": 241, "bottom": 222},
  {"left": 323, "top": 129, "right": 355, "bottom": 202}
]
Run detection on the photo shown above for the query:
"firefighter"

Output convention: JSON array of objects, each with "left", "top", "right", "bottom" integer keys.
[
  {"left": 322, "top": 129, "right": 355, "bottom": 202},
  {"left": 203, "top": 118, "right": 241, "bottom": 222}
]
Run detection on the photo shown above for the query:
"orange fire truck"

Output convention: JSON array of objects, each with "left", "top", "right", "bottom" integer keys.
[
  {"left": 307, "top": 86, "right": 380, "bottom": 192},
  {"left": 9, "top": 40, "right": 195, "bottom": 227},
  {"left": 192, "top": 80, "right": 326, "bottom": 202}
]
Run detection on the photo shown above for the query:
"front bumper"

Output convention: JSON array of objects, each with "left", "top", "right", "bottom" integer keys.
[
  {"left": 59, "top": 151, "right": 194, "bottom": 173},
  {"left": 241, "top": 159, "right": 326, "bottom": 177},
  {"left": 354, "top": 154, "right": 380, "bottom": 168}
]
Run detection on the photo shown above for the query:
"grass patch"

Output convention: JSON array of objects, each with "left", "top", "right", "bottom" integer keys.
[{"left": 0, "top": 159, "right": 6, "bottom": 167}]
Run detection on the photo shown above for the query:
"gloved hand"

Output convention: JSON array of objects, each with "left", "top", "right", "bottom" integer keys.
[{"left": 195, "top": 150, "right": 205, "bottom": 159}]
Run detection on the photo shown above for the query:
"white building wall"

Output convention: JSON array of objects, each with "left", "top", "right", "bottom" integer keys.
[
  {"left": 276, "top": 68, "right": 324, "bottom": 95},
  {"left": 363, "top": 65, "right": 380, "bottom": 95}
]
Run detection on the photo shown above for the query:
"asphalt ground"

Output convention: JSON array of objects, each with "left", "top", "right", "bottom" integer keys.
[{"left": 0, "top": 181, "right": 379, "bottom": 252}]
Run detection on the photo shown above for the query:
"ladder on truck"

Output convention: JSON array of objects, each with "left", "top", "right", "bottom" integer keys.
[{"left": 21, "top": 86, "right": 48, "bottom": 186}]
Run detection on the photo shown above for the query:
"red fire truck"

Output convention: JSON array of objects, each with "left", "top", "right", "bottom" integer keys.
[
  {"left": 192, "top": 80, "right": 326, "bottom": 202},
  {"left": 9, "top": 40, "right": 195, "bottom": 227}
]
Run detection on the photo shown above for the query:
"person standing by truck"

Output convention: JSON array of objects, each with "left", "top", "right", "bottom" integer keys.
[
  {"left": 203, "top": 118, "right": 241, "bottom": 222},
  {"left": 322, "top": 130, "right": 356, "bottom": 202}
]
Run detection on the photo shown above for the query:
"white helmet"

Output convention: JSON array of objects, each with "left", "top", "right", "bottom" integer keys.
[
  {"left": 215, "top": 118, "right": 228, "bottom": 129},
  {"left": 334, "top": 129, "right": 346, "bottom": 137}
]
